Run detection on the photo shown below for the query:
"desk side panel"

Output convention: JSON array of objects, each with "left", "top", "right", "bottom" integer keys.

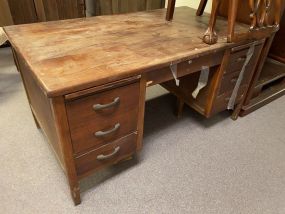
[{"left": 15, "top": 51, "right": 66, "bottom": 171}]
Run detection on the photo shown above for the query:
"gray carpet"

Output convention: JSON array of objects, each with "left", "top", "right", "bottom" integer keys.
[{"left": 1, "top": 47, "right": 285, "bottom": 214}]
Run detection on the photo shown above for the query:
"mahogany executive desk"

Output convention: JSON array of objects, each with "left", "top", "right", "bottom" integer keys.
[{"left": 4, "top": 7, "right": 264, "bottom": 205}]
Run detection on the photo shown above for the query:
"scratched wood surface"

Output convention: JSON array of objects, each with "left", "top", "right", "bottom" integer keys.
[{"left": 4, "top": 7, "right": 250, "bottom": 97}]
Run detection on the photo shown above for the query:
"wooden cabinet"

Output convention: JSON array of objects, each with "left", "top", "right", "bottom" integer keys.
[
  {"left": 86, "top": 0, "right": 165, "bottom": 16},
  {"left": 34, "top": 0, "right": 86, "bottom": 21},
  {"left": 1, "top": 0, "right": 165, "bottom": 24},
  {"left": 0, "top": 0, "right": 37, "bottom": 26},
  {"left": 0, "top": 0, "right": 13, "bottom": 26}
]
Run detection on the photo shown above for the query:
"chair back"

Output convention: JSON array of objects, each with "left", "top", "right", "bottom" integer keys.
[{"left": 218, "top": 0, "right": 284, "bottom": 43}]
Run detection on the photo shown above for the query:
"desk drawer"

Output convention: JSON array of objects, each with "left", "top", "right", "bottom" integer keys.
[
  {"left": 146, "top": 51, "right": 223, "bottom": 86},
  {"left": 212, "top": 85, "right": 247, "bottom": 114},
  {"left": 75, "top": 133, "right": 137, "bottom": 176},
  {"left": 66, "top": 82, "right": 140, "bottom": 155},
  {"left": 218, "top": 64, "right": 253, "bottom": 95},
  {"left": 225, "top": 43, "right": 263, "bottom": 74}
]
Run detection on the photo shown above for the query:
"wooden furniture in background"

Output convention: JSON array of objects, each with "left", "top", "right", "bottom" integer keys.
[
  {"left": 240, "top": 12, "right": 285, "bottom": 116},
  {"left": 0, "top": 0, "right": 37, "bottom": 26},
  {"left": 166, "top": 0, "right": 282, "bottom": 45},
  {"left": 165, "top": 0, "right": 283, "bottom": 119},
  {"left": 5, "top": 7, "right": 264, "bottom": 205},
  {"left": 0, "top": 0, "right": 13, "bottom": 26},
  {"left": 1, "top": 0, "right": 165, "bottom": 24},
  {"left": 34, "top": 0, "right": 86, "bottom": 21},
  {"left": 86, "top": 0, "right": 165, "bottom": 16}
]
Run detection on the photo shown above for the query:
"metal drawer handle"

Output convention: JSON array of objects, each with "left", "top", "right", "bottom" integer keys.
[
  {"left": 93, "top": 97, "right": 120, "bottom": 111},
  {"left": 95, "top": 123, "right": 120, "bottom": 137},
  {"left": 97, "top": 146, "right": 120, "bottom": 160},
  {"left": 237, "top": 56, "right": 246, "bottom": 62},
  {"left": 231, "top": 78, "right": 238, "bottom": 83}
]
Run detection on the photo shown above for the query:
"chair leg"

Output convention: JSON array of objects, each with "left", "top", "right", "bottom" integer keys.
[
  {"left": 196, "top": 0, "right": 208, "bottom": 16},
  {"left": 202, "top": 0, "right": 222, "bottom": 45},
  {"left": 166, "top": 0, "right": 176, "bottom": 21},
  {"left": 231, "top": 103, "right": 242, "bottom": 121},
  {"left": 227, "top": 0, "right": 239, "bottom": 42}
]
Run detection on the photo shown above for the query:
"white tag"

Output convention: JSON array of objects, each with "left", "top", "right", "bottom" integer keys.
[
  {"left": 170, "top": 63, "right": 180, "bottom": 86},
  {"left": 227, "top": 44, "right": 255, "bottom": 110},
  {"left": 192, "top": 66, "right": 210, "bottom": 99}
]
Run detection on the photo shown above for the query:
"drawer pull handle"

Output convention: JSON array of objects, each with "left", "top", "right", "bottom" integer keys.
[
  {"left": 95, "top": 123, "right": 120, "bottom": 137},
  {"left": 231, "top": 78, "right": 238, "bottom": 83},
  {"left": 93, "top": 97, "right": 120, "bottom": 111},
  {"left": 237, "top": 56, "right": 246, "bottom": 62},
  {"left": 97, "top": 146, "right": 120, "bottom": 160}
]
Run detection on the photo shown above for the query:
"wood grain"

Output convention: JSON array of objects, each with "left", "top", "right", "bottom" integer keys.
[
  {"left": 7, "top": 0, "right": 38, "bottom": 24},
  {"left": 4, "top": 7, "right": 249, "bottom": 97}
]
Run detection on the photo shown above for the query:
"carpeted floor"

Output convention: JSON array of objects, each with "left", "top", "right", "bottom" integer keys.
[{"left": 1, "top": 47, "right": 285, "bottom": 214}]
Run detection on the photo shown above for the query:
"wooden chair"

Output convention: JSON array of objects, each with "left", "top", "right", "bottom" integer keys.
[{"left": 166, "top": 0, "right": 282, "bottom": 45}]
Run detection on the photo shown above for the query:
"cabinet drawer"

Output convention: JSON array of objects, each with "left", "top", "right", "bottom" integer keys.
[
  {"left": 218, "top": 64, "right": 253, "bottom": 95},
  {"left": 225, "top": 43, "right": 263, "bottom": 74},
  {"left": 66, "top": 82, "right": 140, "bottom": 155},
  {"left": 75, "top": 133, "right": 137, "bottom": 176},
  {"left": 212, "top": 85, "right": 247, "bottom": 114},
  {"left": 146, "top": 51, "right": 223, "bottom": 86}
]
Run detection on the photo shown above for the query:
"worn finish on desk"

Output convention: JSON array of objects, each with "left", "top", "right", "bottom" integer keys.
[
  {"left": 5, "top": 7, "right": 251, "bottom": 97},
  {"left": 4, "top": 7, "right": 259, "bottom": 205}
]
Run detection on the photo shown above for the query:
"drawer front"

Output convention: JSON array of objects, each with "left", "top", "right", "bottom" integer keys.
[
  {"left": 75, "top": 133, "right": 137, "bottom": 176},
  {"left": 212, "top": 85, "right": 247, "bottom": 115},
  {"left": 177, "top": 51, "right": 224, "bottom": 76},
  {"left": 225, "top": 43, "right": 263, "bottom": 74},
  {"left": 66, "top": 82, "right": 140, "bottom": 154},
  {"left": 218, "top": 64, "right": 254, "bottom": 95},
  {"left": 146, "top": 51, "right": 223, "bottom": 86}
]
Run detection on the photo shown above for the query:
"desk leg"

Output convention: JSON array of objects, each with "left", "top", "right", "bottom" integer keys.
[
  {"left": 137, "top": 75, "right": 147, "bottom": 151},
  {"left": 175, "top": 97, "right": 184, "bottom": 118},
  {"left": 51, "top": 97, "right": 81, "bottom": 205},
  {"left": 11, "top": 47, "right": 20, "bottom": 72},
  {"left": 31, "top": 111, "right": 41, "bottom": 129}
]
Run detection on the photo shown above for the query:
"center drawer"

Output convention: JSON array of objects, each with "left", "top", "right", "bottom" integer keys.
[{"left": 66, "top": 82, "right": 140, "bottom": 155}]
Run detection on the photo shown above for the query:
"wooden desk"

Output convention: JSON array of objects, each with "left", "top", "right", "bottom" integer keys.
[{"left": 4, "top": 7, "right": 264, "bottom": 205}]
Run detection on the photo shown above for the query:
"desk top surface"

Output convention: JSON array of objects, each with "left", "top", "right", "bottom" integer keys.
[{"left": 5, "top": 7, "right": 249, "bottom": 97}]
